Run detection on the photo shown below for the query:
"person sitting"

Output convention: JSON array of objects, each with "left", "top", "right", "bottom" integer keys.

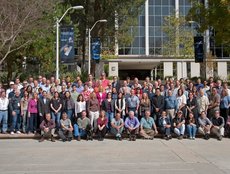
[
  {"left": 125, "top": 111, "right": 140, "bottom": 141},
  {"left": 140, "top": 110, "right": 158, "bottom": 140},
  {"left": 97, "top": 110, "right": 108, "bottom": 141},
  {"left": 39, "top": 113, "right": 56, "bottom": 142},
  {"left": 111, "top": 112, "right": 124, "bottom": 141},
  {"left": 58, "top": 112, "right": 73, "bottom": 142},
  {"left": 158, "top": 111, "right": 172, "bottom": 140},
  {"left": 173, "top": 111, "right": 185, "bottom": 140},
  {"left": 226, "top": 115, "right": 230, "bottom": 138},
  {"left": 73, "top": 110, "right": 92, "bottom": 141},
  {"left": 186, "top": 112, "right": 197, "bottom": 140},
  {"left": 211, "top": 110, "right": 225, "bottom": 141},
  {"left": 198, "top": 111, "right": 213, "bottom": 140}
]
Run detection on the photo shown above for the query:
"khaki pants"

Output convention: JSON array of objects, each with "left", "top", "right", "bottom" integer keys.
[
  {"left": 198, "top": 126, "right": 211, "bottom": 135},
  {"left": 41, "top": 128, "right": 55, "bottom": 137},
  {"left": 166, "top": 109, "right": 175, "bottom": 119},
  {"left": 211, "top": 126, "right": 224, "bottom": 137},
  {"left": 140, "top": 128, "right": 155, "bottom": 138}
]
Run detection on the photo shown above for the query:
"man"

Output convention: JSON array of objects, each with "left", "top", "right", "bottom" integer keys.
[
  {"left": 140, "top": 110, "right": 158, "bottom": 140},
  {"left": 126, "top": 89, "right": 140, "bottom": 116},
  {"left": 164, "top": 89, "right": 178, "bottom": 120},
  {"left": 15, "top": 78, "right": 23, "bottom": 90},
  {"left": 119, "top": 80, "right": 131, "bottom": 94},
  {"left": 173, "top": 111, "right": 185, "bottom": 140},
  {"left": 198, "top": 111, "right": 213, "bottom": 140},
  {"left": 152, "top": 88, "right": 165, "bottom": 124},
  {"left": 208, "top": 87, "right": 220, "bottom": 118},
  {"left": 0, "top": 91, "right": 9, "bottom": 133},
  {"left": 111, "top": 113, "right": 124, "bottom": 140},
  {"left": 58, "top": 112, "right": 73, "bottom": 142},
  {"left": 112, "top": 76, "right": 120, "bottom": 93},
  {"left": 211, "top": 110, "right": 225, "bottom": 141},
  {"left": 39, "top": 113, "right": 56, "bottom": 142},
  {"left": 158, "top": 111, "right": 172, "bottom": 140},
  {"left": 38, "top": 91, "right": 51, "bottom": 125},
  {"left": 54, "top": 79, "right": 62, "bottom": 93},
  {"left": 6, "top": 81, "right": 14, "bottom": 98},
  {"left": 9, "top": 90, "right": 21, "bottom": 134},
  {"left": 100, "top": 72, "right": 110, "bottom": 89},
  {"left": 125, "top": 111, "right": 140, "bottom": 141},
  {"left": 197, "top": 89, "right": 209, "bottom": 115},
  {"left": 74, "top": 110, "right": 92, "bottom": 141}
]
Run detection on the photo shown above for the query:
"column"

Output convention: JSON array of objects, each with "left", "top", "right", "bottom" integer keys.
[
  {"left": 217, "top": 62, "right": 227, "bottom": 80},
  {"left": 109, "top": 62, "right": 118, "bottom": 77},
  {"left": 190, "top": 62, "right": 200, "bottom": 78},
  {"left": 163, "top": 62, "right": 173, "bottom": 78},
  {"left": 145, "top": 0, "right": 149, "bottom": 55}
]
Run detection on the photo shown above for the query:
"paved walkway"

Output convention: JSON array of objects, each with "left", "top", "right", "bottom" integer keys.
[{"left": 0, "top": 138, "right": 230, "bottom": 174}]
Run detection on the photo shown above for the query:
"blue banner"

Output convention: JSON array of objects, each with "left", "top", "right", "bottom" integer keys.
[
  {"left": 60, "top": 26, "right": 75, "bottom": 63},
  {"left": 91, "top": 37, "right": 101, "bottom": 60},
  {"left": 194, "top": 36, "right": 204, "bottom": 63}
]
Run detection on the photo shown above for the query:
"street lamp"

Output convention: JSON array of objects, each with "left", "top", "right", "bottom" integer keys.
[
  {"left": 88, "top": 19, "right": 107, "bottom": 75},
  {"left": 56, "top": 6, "right": 84, "bottom": 80}
]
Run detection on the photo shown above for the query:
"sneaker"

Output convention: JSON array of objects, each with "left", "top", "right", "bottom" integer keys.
[
  {"left": 10, "top": 131, "right": 14, "bottom": 135},
  {"left": 132, "top": 135, "right": 136, "bottom": 141},
  {"left": 189, "top": 137, "right": 192, "bottom": 140},
  {"left": 51, "top": 136, "right": 56, "bottom": 142},
  {"left": 39, "top": 136, "right": 45, "bottom": 142},
  {"left": 192, "top": 137, "right": 195, "bottom": 140},
  {"left": 16, "top": 131, "right": 21, "bottom": 134},
  {"left": 178, "top": 135, "right": 183, "bottom": 140},
  {"left": 218, "top": 136, "right": 223, "bottom": 141}
]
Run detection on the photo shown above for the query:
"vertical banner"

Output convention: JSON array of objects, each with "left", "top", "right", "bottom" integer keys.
[
  {"left": 91, "top": 37, "right": 101, "bottom": 60},
  {"left": 60, "top": 26, "right": 75, "bottom": 63},
  {"left": 194, "top": 36, "right": 204, "bottom": 63}
]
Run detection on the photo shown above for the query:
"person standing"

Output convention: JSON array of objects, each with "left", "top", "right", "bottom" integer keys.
[
  {"left": 0, "top": 91, "right": 9, "bottom": 133},
  {"left": 50, "top": 92, "right": 63, "bottom": 129},
  {"left": 9, "top": 90, "right": 21, "bottom": 134},
  {"left": 20, "top": 91, "right": 29, "bottom": 133},
  {"left": 27, "top": 93, "right": 39, "bottom": 134},
  {"left": 126, "top": 89, "right": 140, "bottom": 117},
  {"left": 38, "top": 91, "right": 51, "bottom": 127}
]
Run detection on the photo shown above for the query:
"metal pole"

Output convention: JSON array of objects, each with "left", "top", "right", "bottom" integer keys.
[
  {"left": 88, "top": 28, "right": 91, "bottom": 75},
  {"left": 56, "top": 19, "right": 59, "bottom": 80}
]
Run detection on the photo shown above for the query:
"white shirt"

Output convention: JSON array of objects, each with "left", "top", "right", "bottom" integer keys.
[
  {"left": 75, "top": 101, "right": 86, "bottom": 114},
  {"left": 0, "top": 97, "right": 9, "bottom": 110}
]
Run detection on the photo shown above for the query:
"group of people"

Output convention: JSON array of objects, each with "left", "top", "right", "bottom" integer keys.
[{"left": 0, "top": 73, "right": 230, "bottom": 142}]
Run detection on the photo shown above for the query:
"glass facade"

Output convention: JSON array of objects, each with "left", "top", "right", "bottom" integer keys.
[{"left": 118, "top": 0, "right": 229, "bottom": 59}]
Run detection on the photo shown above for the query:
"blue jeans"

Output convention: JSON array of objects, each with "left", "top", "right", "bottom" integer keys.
[
  {"left": 0, "top": 110, "right": 8, "bottom": 132},
  {"left": 74, "top": 124, "right": 86, "bottom": 137},
  {"left": 28, "top": 113, "right": 37, "bottom": 132},
  {"left": 187, "top": 124, "right": 197, "bottom": 138},
  {"left": 106, "top": 112, "right": 114, "bottom": 130},
  {"left": 51, "top": 112, "right": 61, "bottom": 129},
  {"left": 11, "top": 109, "right": 21, "bottom": 132},
  {"left": 66, "top": 109, "right": 73, "bottom": 120}
]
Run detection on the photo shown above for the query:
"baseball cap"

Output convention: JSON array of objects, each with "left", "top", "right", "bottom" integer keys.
[{"left": 9, "top": 81, "right": 14, "bottom": 85}]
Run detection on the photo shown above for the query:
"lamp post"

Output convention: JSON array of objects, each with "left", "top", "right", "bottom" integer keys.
[
  {"left": 56, "top": 6, "right": 84, "bottom": 80},
  {"left": 88, "top": 19, "right": 107, "bottom": 75}
]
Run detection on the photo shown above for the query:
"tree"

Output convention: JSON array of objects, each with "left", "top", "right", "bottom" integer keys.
[
  {"left": 188, "top": 0, "right": 230, "bottom": 50},
  {"left": 162, "top": 15, "right": 194, "bottom": 58},
  {"left": 0, "top": 0, "right": 55, "bottom": 66}
]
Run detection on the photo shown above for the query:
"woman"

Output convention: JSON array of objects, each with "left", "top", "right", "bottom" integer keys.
[
  {"left": 187, "top": 92, "right": 199, "bottom": 120},
  {"left": 139, "top": 93, "right": 151, "bottom": 119},
  {"left": 47, "top": 86, "right": 56, "bottom": 100},
  {"left": 135, "top": 87, "right": 142, "bottom": 101},
  {"left": 75, "top": 94, "right": 86, "bottom": 118},
  {"left": 62, "top": 91, "right": 75, "bottom": 120},
  {"left": 102, "top": 92, "right": 115, "bottom": 131},
  {"left": 50, "top": 91, "right": 63, "bottom": 129},
  {"left": 26, "top": 85, "right": 33, "bottom": 99},
  {"left": 27, "top": 92, "right": 38, "bottom": 134},
  {"left": 97, "top": 110, "right": 108, "bottom": 141},
  {"left": 186, "top": 112, "right": 197, "bottom": 140},
  {"left": 58, "top": 112, "right": 73, "bottom": 142},
  {"left": 20, "top": 91, "right": 29, "bottom": 133},
  {"left": 220, "top": 89, "right": 230, "bottom": 123},
  {"left": 82, "top": 84, "right": 91, "bottom": 102},
  {"left": 96, "top": 85, "right": 107, "bottom": 107},
  {"left": 87, "top": 92, "right": 100, "bottom": 131},
  {"left": 115, "top": 92, "right": 126, "bottom": 120},
  {"left": 176, "top": 88, "right": 187, "bottom": 117},
  {"left": 111, "top": 87, "right": 118, "bottom": 100}
]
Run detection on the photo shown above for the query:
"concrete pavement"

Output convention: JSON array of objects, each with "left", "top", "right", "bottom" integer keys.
[{"left": 0, "top": 138, "right": 230, "bottom": 174}]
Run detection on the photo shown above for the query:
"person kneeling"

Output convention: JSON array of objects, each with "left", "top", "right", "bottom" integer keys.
[
  {"left": 111, "top": 113, "right": 124, "bottom": 140},
  {"left": 140, "top": 110, "right": 158, "bottom": 140},
  {"left": 97, "top": 110, "right": 108, "bottom": 141},
  {"left": 39, "top": 113, "right": 56, "bottom": 142},
  {"left": 125, "top": 111, "right": 140, "bottom": 141},
  {"left": 211, "top": 110, "right": 225, "bottom": 141},
  {"left": 74, "top": 110, "right": 92, "bottom": 141},
  {"left": 58, "top": 112, "right": 73, "bottom": 142}
]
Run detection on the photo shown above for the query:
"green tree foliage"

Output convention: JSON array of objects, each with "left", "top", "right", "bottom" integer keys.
[
  {"left": 162, "top": 15, "right": 194, "bottom": 58},
  {"left": 188, "top": 0, "right": 230, "bottom": 49}
]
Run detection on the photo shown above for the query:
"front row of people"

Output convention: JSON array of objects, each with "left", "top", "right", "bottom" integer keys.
[{"left": 38, "top": 109, "right": 228, "bottom": 142}]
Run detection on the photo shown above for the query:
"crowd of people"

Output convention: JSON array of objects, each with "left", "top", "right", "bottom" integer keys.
[{"left": 0, "top": 73, "right": 230, "bottom": 142}]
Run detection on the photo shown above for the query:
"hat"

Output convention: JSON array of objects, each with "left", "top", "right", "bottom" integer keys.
[{"left": 9, "top": 81, "right": 14, "bottom": 85}]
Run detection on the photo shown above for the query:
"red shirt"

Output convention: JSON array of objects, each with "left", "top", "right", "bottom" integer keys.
[{"left": 97, "top": 117, "right": 108, "bottom": 127}]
